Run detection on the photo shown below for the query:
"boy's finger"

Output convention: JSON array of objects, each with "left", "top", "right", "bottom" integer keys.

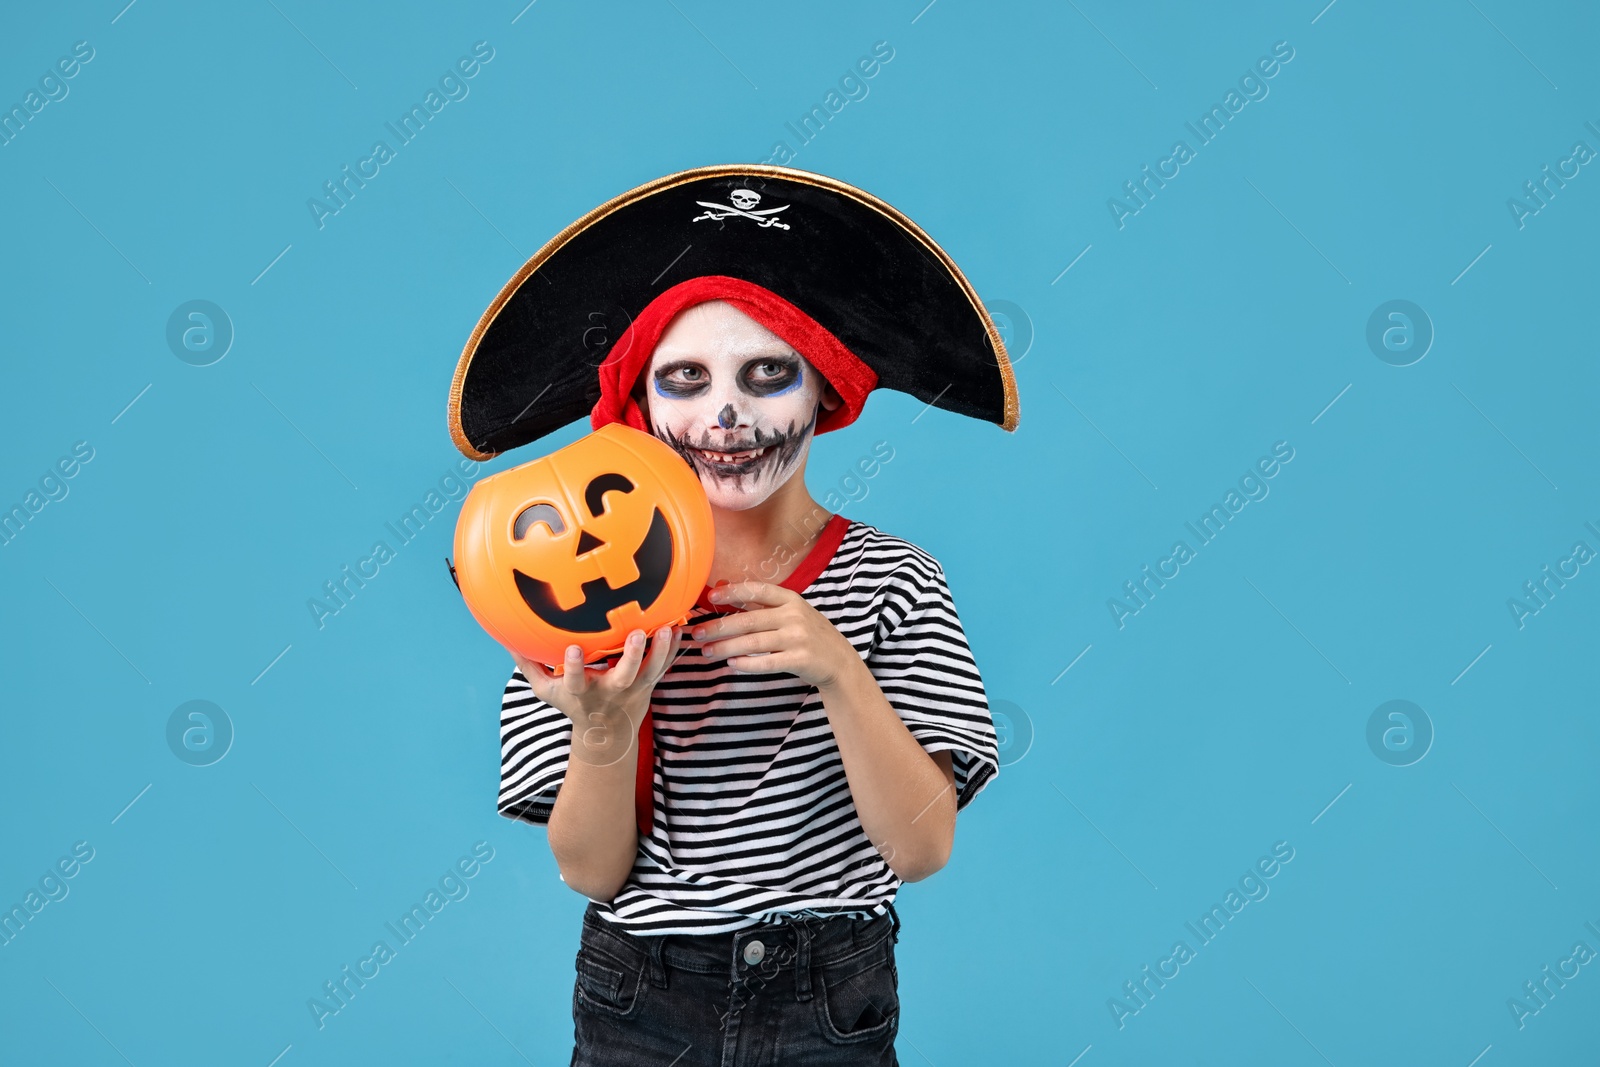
[
  {"left": 659, "top": 627, "right": 685, "bottom": 676},
  {"left": 690, "top": 608, "right": 779, "bottom": 641},
  {"left": 704, "top": 631, "right": 783, "bottom": 660},
  {"left": 726, "top": 651, "right": 786, "bottom": 674},
  {"left": 560, "top": 644, "right": 589, "bottom": 696},
  {"left": 606, "top": 629, "right": 648, "bottom": 690},
  {"left": 515, "top": 655, "right": 552, "bottom": 684},
  {"left": 638, "top": 625, "right": 675, "bottom": 686},
  {"left": 708, "top": 580, "right": 791, "bottom": 609},
  {"left": 515, "top": 655, "right": 557, "bottom": 700}
]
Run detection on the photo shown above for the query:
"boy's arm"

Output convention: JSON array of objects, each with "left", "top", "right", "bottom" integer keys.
[
  {"left": 508, "top": 626, "right": 682, "bottom": 902},
  {"left": 695, "top": 580, "right": 965, "bottom": 882},
  {"left": 544, "top": 714, "right": 644, "bottom": 902},
  {"left": 816, "top": 657, "right": 958, "bottom": 882}
]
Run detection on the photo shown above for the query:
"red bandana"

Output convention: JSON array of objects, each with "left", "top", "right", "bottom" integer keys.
[{"left": 589, "top": 275, "right": 879, "bottom": 436}]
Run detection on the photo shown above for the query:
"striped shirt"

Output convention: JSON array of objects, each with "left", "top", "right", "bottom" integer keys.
[{"left": 497, "top": 513, "right": 999, "bottom": 935}]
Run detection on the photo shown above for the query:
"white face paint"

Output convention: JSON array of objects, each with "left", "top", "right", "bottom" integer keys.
[{"left": 640, "top": 300, "right": 830, "bottom": 511}]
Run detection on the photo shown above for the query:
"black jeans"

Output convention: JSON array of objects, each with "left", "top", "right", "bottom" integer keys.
[{"left": 570, "top": 901, "right": 901, "bottom": 1066}]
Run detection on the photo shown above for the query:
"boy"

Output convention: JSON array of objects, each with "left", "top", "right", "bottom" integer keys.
[{"left": 448, "top": 166, "right": 1019, "bottom": 1064}]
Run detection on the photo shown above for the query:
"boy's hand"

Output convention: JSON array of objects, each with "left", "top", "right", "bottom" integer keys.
[
  {"left": 510, "top": 625, "right": 683, "bottom": 767},
  {"left": 694, "top": 581, "right": 860, "bottom": 690}
]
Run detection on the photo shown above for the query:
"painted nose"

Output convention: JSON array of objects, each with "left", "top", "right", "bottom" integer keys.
[{"left": 717, "top": 403, "right": 738, "bottom": 430}]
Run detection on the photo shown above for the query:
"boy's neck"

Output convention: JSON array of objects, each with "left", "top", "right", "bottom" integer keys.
[{"left": 707, "top": 471, "right": 834, "bottom": 588}]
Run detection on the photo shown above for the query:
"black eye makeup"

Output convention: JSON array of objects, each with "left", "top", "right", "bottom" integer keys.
[
  {"left": 746, "top": 356, "right": 801, "bottom": 396},
  {"left": 651, "top": 355, "right": 802, "bottom": 399},
  {"left": 652, "top": 361, "right": 707, "bottom": 398}
]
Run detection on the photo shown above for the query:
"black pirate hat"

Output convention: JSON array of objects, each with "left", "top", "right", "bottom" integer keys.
[{"left": 448, "top": 164, "right": 1019, "bottom": 460}]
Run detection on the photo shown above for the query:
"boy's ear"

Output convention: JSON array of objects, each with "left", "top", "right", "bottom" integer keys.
[{"left": 819, "top": 381, "right": 843, "bottom": 413}]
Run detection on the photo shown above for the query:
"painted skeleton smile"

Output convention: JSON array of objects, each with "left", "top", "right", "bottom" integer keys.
[
  {"left": 694, "top": 444, "right": 772, "bottom": 465},
  {"left": 662, "top": 416, "right": 812, "bottom": 482}
]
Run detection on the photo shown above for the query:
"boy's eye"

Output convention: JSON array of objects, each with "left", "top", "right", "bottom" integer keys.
[
  {"left": 654, "top": 365, "right": 707, "bottom": 395},
  {"left": 747, "top": 359, "right": 798, "bottom": 393}
]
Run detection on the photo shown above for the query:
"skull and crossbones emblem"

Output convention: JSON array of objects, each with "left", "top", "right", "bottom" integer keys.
[{"left": 692, "top": 188, "right": 791, "bottom": 229}]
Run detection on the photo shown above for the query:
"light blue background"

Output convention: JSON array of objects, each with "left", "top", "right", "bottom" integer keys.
[{"left": 2, "top": 1, "right": 1597, "bottom": 1064}]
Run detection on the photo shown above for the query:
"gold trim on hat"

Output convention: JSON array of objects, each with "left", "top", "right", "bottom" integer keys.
[{"left": 448, "top": 164, "right": 1020, "bottom": 460}]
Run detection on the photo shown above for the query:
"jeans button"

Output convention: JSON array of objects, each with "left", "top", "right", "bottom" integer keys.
[{"left": 742, "top": 939, "right": 766, "bottom": 965}]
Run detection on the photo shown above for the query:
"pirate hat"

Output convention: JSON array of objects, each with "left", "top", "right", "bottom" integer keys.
[{"left": 448, "top": 164, "right": 1019, "bottom": 460}]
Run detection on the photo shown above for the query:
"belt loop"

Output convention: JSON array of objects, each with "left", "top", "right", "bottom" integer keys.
[
  {"left": 887, "top": 901, "right": 901, "bottom": 945},
  {"left": 793, "top": 920, "right": 813, "bottom": 1001},
  {"left": 647, "top": 934, "right": 668, "bottom": 988}
]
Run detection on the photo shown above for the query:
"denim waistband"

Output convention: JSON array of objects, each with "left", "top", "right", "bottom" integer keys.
[{"left": 581, "top": 901, "right": 899, "bottom": 979}]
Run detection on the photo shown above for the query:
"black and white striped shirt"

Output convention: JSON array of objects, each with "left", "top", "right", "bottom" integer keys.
[{"left": 497, "top": 513, "right": 999, "bottom": 935}]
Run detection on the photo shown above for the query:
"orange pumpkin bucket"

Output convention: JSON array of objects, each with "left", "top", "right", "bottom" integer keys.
[{"left": 453, "top": 423, "right": 713, "bottom": 669}]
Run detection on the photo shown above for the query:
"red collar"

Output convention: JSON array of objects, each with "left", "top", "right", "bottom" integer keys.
[{"left": 691, "top": 512, "right": 851, "bottom": 613}]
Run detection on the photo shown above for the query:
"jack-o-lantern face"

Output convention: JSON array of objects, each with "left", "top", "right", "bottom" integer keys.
[
  {"left": 452, "top": 424, "right": 713, "bottom": 667},
  {"left": 510, "top": 473, "right": 674, "bottom": 632}
]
